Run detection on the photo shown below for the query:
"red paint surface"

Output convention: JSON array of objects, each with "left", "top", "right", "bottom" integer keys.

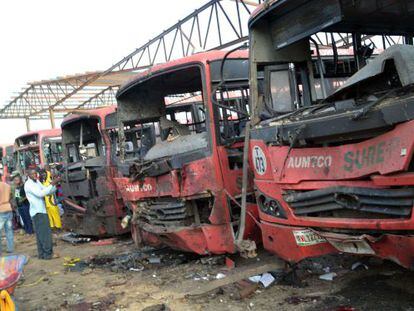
[
  {"left": 115, "top": 50, "right": 260, "bottom": 255},
  {"left": 252, "top": 121, "right": 414, "bottom": 269},
  {"left": 261, "top": 222, "right": 414, "bottom": 269}
]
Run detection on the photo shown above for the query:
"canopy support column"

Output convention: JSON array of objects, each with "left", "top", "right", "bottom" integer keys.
[
  {"left": 49, "top": 108, "right": 55, "bottom": 129},
  {"left": 25, "top": 118, "right": 30, "bottom": 132}
]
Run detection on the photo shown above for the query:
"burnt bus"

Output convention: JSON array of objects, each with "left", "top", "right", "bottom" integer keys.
[
  {"left": 61, "top": 106, "right": 130, "bottom": 237},
  {"left": 0, "top": 145, "right": 14, "bottom": 182},
  {"left": 114, "top": 50, "right": 261, "bottom": 255},
  {"left": 14, "top": 129, "right": 62, "bottom": 175},
  {"left": 248, "top": 0, "right": 414, "bottom": 268}
]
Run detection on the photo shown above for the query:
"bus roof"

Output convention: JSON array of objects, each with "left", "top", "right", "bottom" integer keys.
[
  {"left": 61, "top": 106, "right": 117, "bottom": 129},
  {"left": 14, "top": 129, "right": 62, "bottom": 150},
  {"left": 117, "top": 49, "right": 249, "bottom": 98},
  {"left": 249, "top": 0, "right": 414, "bottom": 49}
]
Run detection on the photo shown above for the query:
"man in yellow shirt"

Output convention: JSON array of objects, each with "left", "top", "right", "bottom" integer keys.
[{"left": 39, "top": 168, "right": 62, "bottom": 230}]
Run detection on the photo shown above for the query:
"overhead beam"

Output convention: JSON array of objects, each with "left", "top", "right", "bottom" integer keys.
[{"left": 0, "top": 0, "right": 262, "bottom": 120}]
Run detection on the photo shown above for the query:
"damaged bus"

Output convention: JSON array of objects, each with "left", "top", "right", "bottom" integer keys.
[
  {"left": 14, "top": 129, "right": 63, "bottom": 175},
  {"left": 0, "top": 145, "right": 14, "bottom": 182},
  {"left": 60, "top": 106, "right": 129, "bottom": 237},
  {"left": 114, "top": 50, "right": 260, "bottom": 255},
  {"left": 248, "top": 0, "right": 414, "bottom": 269}
]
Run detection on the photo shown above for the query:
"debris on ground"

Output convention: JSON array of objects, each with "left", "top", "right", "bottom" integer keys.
[
  {"left": 63, "top": 257, "right": 80, "bottom": 267},
  {"left": 216, "top": 272, "right": 226, "bottom": 279},
  {"left": 129, "top": 266, "right": 145, "bottom": 272},
  {"left": 248, "top": 272, "right": 277, "bottom": 287},
  {"left": 285, "top": 295, "right": 321, "bottom": 305},
  {"left": 12, "top": 232, "right": 414, "bottom": 310},
  {"left": 61, "top": 233, "right": 92, "bottom": 245},
  {"left": 186, "top": 272, "right": 211, "bottom": 281},
  {"left": 105, "top": 277, "right": 130, "bottom": 288},
  {"left": 199, "top": 255, "right": 225, "bottom": 266},
  {"left": 225, "top": 257, "right": 235, "bottom": 270},
  {"left": 185, "top": 254, "right": 285, "bottom": 298},
  {"left": 91, "top": 238, "right": 117, "bottom": 246},
  {"left": 62, "top": 293, "right": 117, "bottom": 311},
  {"left": 258, "top": 272, "right": 275, "bottom": 288},
  {"left": 82, "top": 248, "right": 201, "bottom": 274},
  {"left": 142, "top": 303, "right": 171, "bottom": 311},
  {"left": 319, "top": 272, "right": 337, "bottom": 281},
  {"left": 147, "top": 256, "right": 161, "bottom": 264},
  {"left": 221, "top": 279, "right": 259, "bottom": 300},
  {"left": 86, "top": 252, "right": 148, "bottom": 272},
  {"left": 63, "top": 257, "right": 89, "bottom": 272},
  {"left": 351, "top": 262, "right": 369, "bottom": 271}
]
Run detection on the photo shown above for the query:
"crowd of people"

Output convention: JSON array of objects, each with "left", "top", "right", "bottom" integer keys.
[{"left": 0, "top": 166, "right": 63, "bottom": 260}]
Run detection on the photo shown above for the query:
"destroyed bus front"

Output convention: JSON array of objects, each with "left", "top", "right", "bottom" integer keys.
[
  {"left": 14, "top": 129, "right": 62, "bottom": 175},
  {"left": 60, "top": 107, "right": 129, "bottom": 237},
  {"left": 249, "top": 0, "right": 414, "bottom": 269},
  {"left": 114, "top": 51, "right": 260, "bottom": 255}
]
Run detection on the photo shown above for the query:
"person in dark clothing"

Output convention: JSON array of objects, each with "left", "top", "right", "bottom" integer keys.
[{"left": 12, "top": 175, "right": 34, "bottom": 234}]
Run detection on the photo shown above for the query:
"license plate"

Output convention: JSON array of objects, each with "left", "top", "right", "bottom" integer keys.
[{"left": 293, "top": 229, "right": 327, "bottom": 246}]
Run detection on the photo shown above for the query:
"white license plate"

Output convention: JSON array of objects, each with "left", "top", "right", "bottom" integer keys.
[{"left": 293, "top": 229, "right": 327, "bottom": 246}]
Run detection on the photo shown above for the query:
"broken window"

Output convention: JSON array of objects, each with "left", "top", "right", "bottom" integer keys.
[
  {"left": 43, "top": 138, "right": 63, "bottom": 164},
  {"left": 62, "top": 118, "right": 103, "bottom": 163},
  {"left": 19, "top": 149, "right": 40, "bottom": 170},
  {"left": 117, "top": 65, "right": 209, "bottom": 164},
  {"left": 215, "top": 88, "right": 250, "bottom": 144}
]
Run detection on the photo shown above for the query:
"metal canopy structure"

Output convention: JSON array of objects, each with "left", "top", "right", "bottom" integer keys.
[{"left": 0, "top": 0, "right": 263, "bottom": 127}]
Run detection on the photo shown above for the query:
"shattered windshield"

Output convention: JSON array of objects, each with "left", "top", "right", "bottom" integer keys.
[
  {"left": 257, "top": 32, "right": 411, "bottom": 120},
  {"left": 19, "top": 148, "right": 40, "bottom": 170},
  {"left": 43, "top": 138, "right": 63, "bottom": 164},
  {"left": 117, "top": 65, "right": 208, "bottom": 162},
  {"left": 63, "top": 118, "right": 102, "bottom": 163},
  {"left": 5, "top": 146, "right": 15, "bottom": 171}
]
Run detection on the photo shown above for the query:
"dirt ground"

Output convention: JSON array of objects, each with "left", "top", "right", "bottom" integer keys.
[{"left": 8, "top": 232, "right": 414, "bottom": 311}]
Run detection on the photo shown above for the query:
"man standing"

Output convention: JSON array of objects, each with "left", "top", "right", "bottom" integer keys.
[
  {"left": 0, "top": 174, "right": 14, "bottom": 254},
  {"left": 24, "top": 169, "right": 60, "bottom": 260}
]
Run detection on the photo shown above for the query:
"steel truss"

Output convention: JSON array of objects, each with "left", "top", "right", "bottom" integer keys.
[
  {"left": 0, "top": 0, "right": 262, "bottom": 122},
  {"left": 312, "top": 33, "right": 408, "bottom": 50}
]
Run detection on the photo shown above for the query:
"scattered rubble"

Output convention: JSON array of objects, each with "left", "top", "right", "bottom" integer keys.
[
  {"left": 62, "top": 293, "right": 117, "bottom": 311},
  {"left": 319, "top": 272, "right": 338, "bottom": 281},
  {"left": 351, "top": 262, "right": 369, "bottom": 271},
  {"left": 285, "top": 295, "right": 321, "bottom": 305},
  {"left": 61, "top": 233, "right": 92, "bottom": 245},
  {"left": 142, "top": 304, "right": 171, "bottom": 311}
]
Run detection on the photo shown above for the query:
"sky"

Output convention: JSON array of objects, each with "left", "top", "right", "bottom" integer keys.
[{"left": 0, "top": 0, "right": 208, "bottom": 144}]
